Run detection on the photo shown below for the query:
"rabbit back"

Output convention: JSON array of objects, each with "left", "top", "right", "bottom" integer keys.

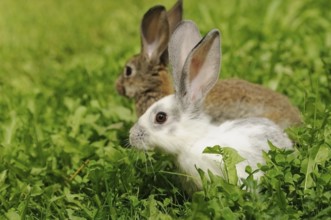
[{"left": 204, "top": 79, "right": 301, "bottom": 128}]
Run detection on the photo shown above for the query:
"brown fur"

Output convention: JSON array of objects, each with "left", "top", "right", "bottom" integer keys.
[
  {"left": 116, "top": 2, "right": 181, "bottom": 116},
  {"left": 134, "top": 69, "right": 173, "bottom": 116},
  {"left": 116, "top": 55, "right": 174, "bottom": 116},
  {"left": 204, "top": 79, "right": 301, "bottom": 128}
]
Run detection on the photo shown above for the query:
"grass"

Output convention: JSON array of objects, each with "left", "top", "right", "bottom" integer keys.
[{"left": 0, "top": 0, "right": 330, "bottom": 219}]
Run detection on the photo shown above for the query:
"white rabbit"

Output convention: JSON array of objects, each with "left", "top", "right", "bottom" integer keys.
[{"left": 129, "top": 21, "right": 293, "bottom": 189}]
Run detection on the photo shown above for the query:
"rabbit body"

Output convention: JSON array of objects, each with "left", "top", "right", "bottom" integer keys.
[
  {"left": 204, "top": 79, "right": 301, "bottom": 128},
  {"left": 130, "top": 95, "right": 292, "bottom": 189},
  {"left": 129, "top": 21, "right": 293, "bottom": 189}
]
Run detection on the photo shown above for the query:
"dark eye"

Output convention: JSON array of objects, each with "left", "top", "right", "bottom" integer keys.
[
  {"left": 155, "top": 112, "right": 167, "bottom": 124},
  {"left": 124, "top": 66, "right": 132, "bottom": 77}
]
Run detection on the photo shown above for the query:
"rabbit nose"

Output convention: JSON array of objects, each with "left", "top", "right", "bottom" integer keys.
[
  {"left": 129, "top": 124, "right": 140, "bottom": 146},
  {"left": 129, "top": 124, "right": 148, "bottom": 149},
  {"left": 115, "top": 78, "right": 126, "bottom": 95}
]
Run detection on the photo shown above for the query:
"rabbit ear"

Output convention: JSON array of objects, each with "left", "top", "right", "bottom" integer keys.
[
  {"left": 141, "top": 5, "right": 170, "bottom": 64},
  {"left": 158, "top": 0, "right": 183, "bottom": 65},
  {"left": 179, "top": 29, "right": 221, "bottom": 110},
  {"left": 167, "top": 0, "right": 183, "bottom": 34},
  {"left": 169, "top": 20, "right": 202, "bottom": 94}
]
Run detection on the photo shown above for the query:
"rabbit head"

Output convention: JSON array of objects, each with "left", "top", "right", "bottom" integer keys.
[
  {"left": 130, "top": 21, "right": 221, "bottom": 154},
  {"left": 116, "top": 1, "right": 183, "bottom": 116}
]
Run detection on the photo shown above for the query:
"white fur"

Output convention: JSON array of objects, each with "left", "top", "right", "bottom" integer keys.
[{"left": 130, "top": 95, "right": 292, "bottom": 188}]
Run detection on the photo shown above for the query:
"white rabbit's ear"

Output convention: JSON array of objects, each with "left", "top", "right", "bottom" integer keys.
[
  {"left": 141, "top": 6, "right": 169, "bottom": 64},
  {"left": 180, "top": 29, "right": 221, "bottom": 110},
  {"left": 167, "top": 0, "right": 183, "bottom": 34},
  {"left": 169, "top": 20, "right": 202, "bottom": 94}
]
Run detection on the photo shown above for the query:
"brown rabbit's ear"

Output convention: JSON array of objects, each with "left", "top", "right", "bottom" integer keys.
[
  {"left": 167, "top": 0, "right": 183, "bottom": 34},
  {"left": 179, "top": 29, "right": 221, "bottom": 110},
  {"left": 159, "top": 0, "right": 183, "bottom": 65},
  {"left": 169, "top": 20, "right": 201, "bottom": 95},
  {"left": 141, "top": 5, "right": 170, "bottom": 65}
]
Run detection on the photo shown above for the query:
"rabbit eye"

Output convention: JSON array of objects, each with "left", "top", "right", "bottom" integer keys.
[
  {"left": 155, "top": 112, "right": 167, "bottom": 124},
  {"left": 124, "top": 66, "right": 133, "bottom": 77}
]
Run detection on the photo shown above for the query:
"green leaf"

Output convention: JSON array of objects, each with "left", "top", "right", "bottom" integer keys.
[
  {"left": 5, "top": 209, "right": 21, "bottom": 220},
  {"left": 301, "top": 145, "right": 331, "bottom": 189},
  {"left": 203, "top": 146, "right": 245, "bottom": 184}
]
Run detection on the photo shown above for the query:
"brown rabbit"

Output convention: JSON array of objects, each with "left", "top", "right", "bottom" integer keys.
[
  {"left": 116, "top": 1, "right": 182, "bottom": 116},
  {"left": 116, "top": 1, "right": 301, "bottom": 129}
]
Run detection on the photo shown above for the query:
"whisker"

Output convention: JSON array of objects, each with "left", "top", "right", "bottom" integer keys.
[{"left": 123, "top": 138, "right": 131, "bottom": 149}]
